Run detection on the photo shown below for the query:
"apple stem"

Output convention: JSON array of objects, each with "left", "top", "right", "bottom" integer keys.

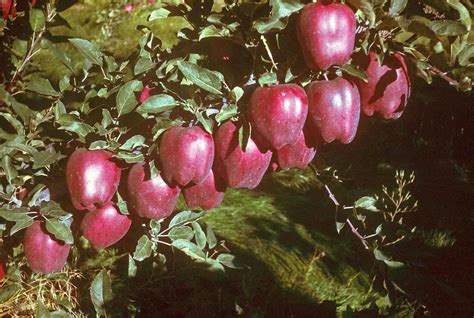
[
  {"left": 323, "top": 73, "right": 329, "bottom": 81},
  {"left": 260, "top": 35, "right": 278, "bottom": 71},
  {"left": 347, "top": 219, "right": 370, "bottom": 250}
]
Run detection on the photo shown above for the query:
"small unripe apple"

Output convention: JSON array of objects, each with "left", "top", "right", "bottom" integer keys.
[
  {"left": 306, "top": 77, "right": 360, "bottom": 144},
  {"left": 183, "top": 170, "right": 225, "bottom": 210},
  {"left": 66, "top": 149, "right": 121, "bottom": 211},
  {"left": 249, "top": 84, "right": 308, "bottom": 150},
  {"left": 160, "top": 126, "right": 214, "bottom": 187},
  {"left": 354, "top": 51, "right": 410, "bottom": 119},
  {"left": 127, "top": 162, "right": 181, "bottom": 220},
  {"left": 214, "top": 121, "right": 272, "bottom": 189},
  {"left": 24, "top": 221, "right": 71, "bottom": 274},
  {"left": 80, "top": 203, "right": 132, "bottom": 249},
  {"left": 297, "top": 2, "right": 356, "bottom": 70},
  {"left": 276, "top": 130, "right": 316, "bottom": 170}
]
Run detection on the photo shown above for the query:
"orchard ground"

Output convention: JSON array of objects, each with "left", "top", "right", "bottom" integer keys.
[{"left": 2, "top": 1, "right": 474, "bottom": 317}]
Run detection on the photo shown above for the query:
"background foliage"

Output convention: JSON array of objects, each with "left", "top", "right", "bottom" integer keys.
[{"left": 0, "top": 0, "right": 473, "bottom": 316}]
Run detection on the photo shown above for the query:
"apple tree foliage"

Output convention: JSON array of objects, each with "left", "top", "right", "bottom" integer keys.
[{"left": 0, "top": 0, "right": 473, "bottom": 315}]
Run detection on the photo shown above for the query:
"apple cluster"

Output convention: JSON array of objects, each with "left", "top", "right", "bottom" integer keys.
[{"left": 22, "top": 2, "right": 411, "bottom": 274}]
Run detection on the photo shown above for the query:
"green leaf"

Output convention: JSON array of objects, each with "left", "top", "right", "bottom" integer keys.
[
  {"left": 388, "top": 0, "right": 408, "bottom": 16},
  {"left": 69, "top": 38, "right": 103, "bottom": 66},
  {"left": 0, "top": 112, "right": 24, "bottom": 135},
  {"left": 238, "top": 122, "right": 251, "bottom": 152},
  {"left": 216, "top": 253, "right": 241, "bottom": 268},
  {"left": 195, "top": 112, "right": 213, "bottom": 135},
  {"left": 177, "top": 61, "right": 223, "bottom": 95},
  {"left": 101, "top": 109, "right": 113, "bottom": 128},
  {"left": 128, "top": 255, "right": 137, "bottom": 278},
  {"left": 206, "top": 225, "right": 217, "bottom": 249},
  {"left": 134, "top": 57, "right": 155, "bottom": 75},
  {"left": 32, "top": 151, "right": 65, "bottom": 169},
  {"left": 431, "top": 20, "right": 468, "bottom": 36},
  {"left": 258, "top": 72, "right": 278, "bottom": 86},
  {"left": 57, "top": 114, "right": 95, "bottom": 139},
  {"left": 215, "top": 104, "right": 238, "bottom": 123},
  {"left": 168, "top": 211, "right": 204, "bottom": 229},
  {"left": 49, "top": 43, "right": 74, "bottom": 72},
  {"left": 171, "top": 239, "right": 206, "bottom": 260},
  {"left": 119, "top": 135, "right": 146, "bottom": 151},
  {"left": 0, "top": 207, "right": 30, "bottom": 222},
  {"left": 149, "top": 8, "right": 171, "bottom": 21},
  {"left": 27, "top": 78, "right": 60, "bottom": 97},
  {"left": 36, "top": 300, "right": 50, "bottom": 318},
  {"left": 133, "top": 235, "right": 154, "bottom": 261},
  {"left": 192, "top": 222, "right": 206, "bottom": 250},
  {"left": 116, "top": 192, "right": 129, "bottom": 215},
  {"left": 29, "top": 9, "right": 45, "bottom": 32},
  {"left": 355, "top": 196, "right": 379, "bottom": 212},
  {"left": 10, "top": 217, "right": 34, "bottom": 236},
  {"left": 136, "top": 94, "right": 176, "bottom": 114},
  {"left": 358, "top": 0, "right": 376, "bottom": 28},
  {"left": 168, "top": 225, "right": 194, "bottom": 241},
  {"left": 90, "top": 270, "right": 113, "bottom": 315},
  {"left": 114, "top": 151, "right": 144, "bottom": 163},
  {"left": 116, "top": 80, "right": 143, "bottom": 116},
  {"left": 447, "top": 0, "right": 471, "bottom": 30},
  {"left": 45, "top": 218, "right": 73, "bottom": 244},
  {"left": 340, "top": 64, "right": 368, "bottom": 83},
  {"left": 253, "top": 0, "right": 304, "bottom": 33},
  {"left": 2, "top": 155, "right": 18, "bottom": 184},
  {"left": 458, "top": 44, "right": 474, "bottom": 66}
]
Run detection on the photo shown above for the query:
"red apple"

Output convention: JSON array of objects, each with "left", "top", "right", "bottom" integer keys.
[
  {"left": 183, "top": 170, "right": 225, "bottom": 210},
  {"left": 306, "top": 77, "right": 360, "bottom": 144},
  {"left": 0, "top": 260, "right": 6, "bottom": 280},
  {"left": 80, "top": 203, "right": 132, "bottom": 249},
  {"left": 139, "top": 85, "right": 151, "bottom": 104},
  {"left": 66, "top": 149, "right": 121, "bottom": 211},
  {"left": 160, "top": 126, "right": 214, "bottom": 187},
  {"left": 127, "top": 162, "right": 181, "bottom": 220},
  {"left": 297, "top": 2, "right": 356, "bottom": 70},
  {"left": 276, "top": 130, "right": 316, "bottom": 170},
  {"left": 249, "top": 84, "right": 308, "bottom": 150},
  {"left": 214, "top": 121, "right": 272, "bottom": 189},
  {"left": 24, "top": 221, "right": 71, "bottom": 274},
  {"left": 354, "top": 51, "right": 410, "bottom": 119}
]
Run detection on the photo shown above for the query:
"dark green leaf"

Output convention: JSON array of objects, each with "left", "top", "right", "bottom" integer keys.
[
  {"left": 133, "top": 235, "right": 154, "bottom": 261},
  {"left": 69, "top": 38, "right": 103, "bottom": 66},
  {"left": 169, "top": 211, "right": 204, "bottom": 228},
  {"left": 238, "top": 122, "right": 251, "bottom": 152},
  {"left": 116, "top": 80, "right": 143, "bottom": 116},
  {"left": 171, "top": 239, "right": 206, "bottom": 260},
  {"left": 458, "top": 44, "right": 474, "bottom": 66},
  {"left": 32, "top": 151, "right": 65, "bottom": 169},
  {"left": 2, "top": 155, "right": 18, "bottom": 184},
  {"left": 136, "top": 94, "right": 176, "bottom": 114},
  {"left": 253, "top": 0, "right": 304, "bottom": 33},
  {"left": 431, "top": 20, "right": 468, "bottom": 36},
  {"left": 90, "top": 270, "right": 113, "bottom": 315},
  {"left": 45, "top": 218, "right": 73, "bottom": 244},
  {"left": 30, "top": 9, "right": 45, "bottom": 32},
  {"left": 57, "top": 114, "right": 95, "bottom": 139},
  {"left": 134, "top": 57, "right": 155, "bottom": 75},
  {"left": 0, "top": 207, "right": 30, "bottom": 222},
  {"left": 388, "top": 0, "right": 408, "bottom": 16},
  {"left": 195, "top": 112, "right": 213, "bottom": 134},
  {"left": 215, "top": 104, "right": 238, "bottom": 123},
  {"left": 10, "top": 217, "right": 34, "bottom": 236},
  {"left": 340, "top": 64, "right": 368, "bottom": 83},
  {"left": 169, "top": 225, "right": 194, "bottom": 241},
  {"left": 192, "top": 222, "right": 206, "bottom": 250},
  {"left": 27, "top": 78, "right": 60, "bottom": 97},
  {"left": 177, "top": 61, "right": 223, "bottom": 95},
  {"left": 128, "top": 255, "right": 137, "bottom": 278}
]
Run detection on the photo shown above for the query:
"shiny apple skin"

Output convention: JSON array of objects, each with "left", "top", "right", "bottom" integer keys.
[
  {"left": 183, "top": 170, "right": 225, "bottom": 210},
  {"left": 297, "top": 2, "right": 356, "bottom": 70},
  {"left": 276, "top": 130, "right": 316, "bottom": 170},
  {"left": 139, "top": 85, "right": 151, "bottom": 104},
  {"left": 306, "top": 77, "right": 361, "bottom": 144},
  {"left": 249, "top": 84, "right": 308, "bottom": 150},
  {"left": 66, "top": 149, "right": 121, "bottom": 211},
  {"left": 24, "top": 221, "right": 71, "bottom": 274},
  {"left": 160, "top": 126, "right": 215, "bottom": 187},
  {"left": 355, "top": 51, "right": 410, "bottom": 119},
  {"left": 127, "top": 162, "right": 181, "bottom": 220},
  {"left": 80, "top": 203, "right": 132, "bottom": 249},
  {"left": 214, "top": 121, "right": 272, "bottom": 189}
]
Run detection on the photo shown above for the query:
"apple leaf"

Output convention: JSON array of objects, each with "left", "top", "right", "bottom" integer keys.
[
  {"left": 206, "top": 225, "right": 217, "bottom": 249},
  {"left": 56, "top": 114, "right": 95, "bottom": 139},
  {"left": 69, "top": 38, "right": 103, "bottom": 66},
  {"left": 168, "top": 211, "right": 204, "bottom": 229},
  {"left": 458, "top": 44, "right": 474, "bottom": 66},
  {"left": 36, "top": 301, "right": 50, "bottom": 318},
  {"left": 431, "top": 20, "right": 468, "bottom": 37},
  {"left": 216, "top": 253, "right": 241, "bottom": 269},
  {"left": 45, "top": 218, "right": 74, "bottom": 244},
  {"left": 339, "top": 64, "right": 368, "bottom": 83},
  {"left": 192, "top": 222, "right": 206, "bottom": 250},
  {"left": 171, "top": 239, "right": 206, "bottom": 261},
  {"left": 2, "top": 155, "right": 17, "bottom": 184},
  {"left": 355, "top": 196, "right": 379, "bottom": 212},
  {"left": 11, "top": 217, "right": 34, "bottom": 236},
  {"left": 116, "top": 192, "right": 129, "bottom": 215},
  {"left": 215, "top": 103, "right": 238, "bottom": 123},
  {"left": 116, "top": 80, "right": 143, "bottom": 116},
  {"left": 134, "top": 56, "right": 155, "bottom": 75},
  {"left": 32, "top": 151, "right": 65, "bottom": 169},
  {"left": 27, "top": 78, "right": 60, "bottom": 97},
  {"left": 258, "top": 72, "right": 278, "bottom": 86},
  {"left": 90, "top": 270, "right": 113, "bottom": 316},
  {"left": 177, "top": 61, "right": 223, "bottom": 95},
  {"left": 114, "top": 151, "right": 144, "bottom": 163},
  {"left": 119, "top": 135, "right": 146, "bottom": 151},
  {"left": 149, "top": 8, "right": 171, "bottom": 21},
  {"left": 128, "top": 255, "right": 137, "bottom": 278},
  {"left": 253, "top": 0, "right": 304, "bottom": 34},
  {"left": 136, "top": 94, "right": 177, "bottom": 114},
  {"left": 388, "top": 0, "right": 408, "bottom": 16},
  {"left": 0, "top": 207, "right": 30, "bottom": 222},
  {"left": 133, "top": 235, "right": 154, "bottom": 261},
  {"left": 29, "top": 9, "right": 45, "bottom": 32},
  {"left": 238, "top": 121, "right": 252, "bottom": 152},
  {"left": 168, "top": 225, "right": 194, "bottom": 241}
]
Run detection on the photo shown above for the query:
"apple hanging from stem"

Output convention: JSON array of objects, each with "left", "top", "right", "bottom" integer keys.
[{"left": 183, "top": 169, "right": 226, "bottom": 210}]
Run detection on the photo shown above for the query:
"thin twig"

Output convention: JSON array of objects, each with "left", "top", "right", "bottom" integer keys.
[
  {"left": 347, "top": 219, "right": 370, "bottom": 250},
  {"left": 260, "top": 35, "right": 278, "bottom": 71},
  {"left": 428, "top": 65, "right": 460, "bottom": 87},
  {"left": 324, "top": 184, "right": 340, "bottom": 206}
]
